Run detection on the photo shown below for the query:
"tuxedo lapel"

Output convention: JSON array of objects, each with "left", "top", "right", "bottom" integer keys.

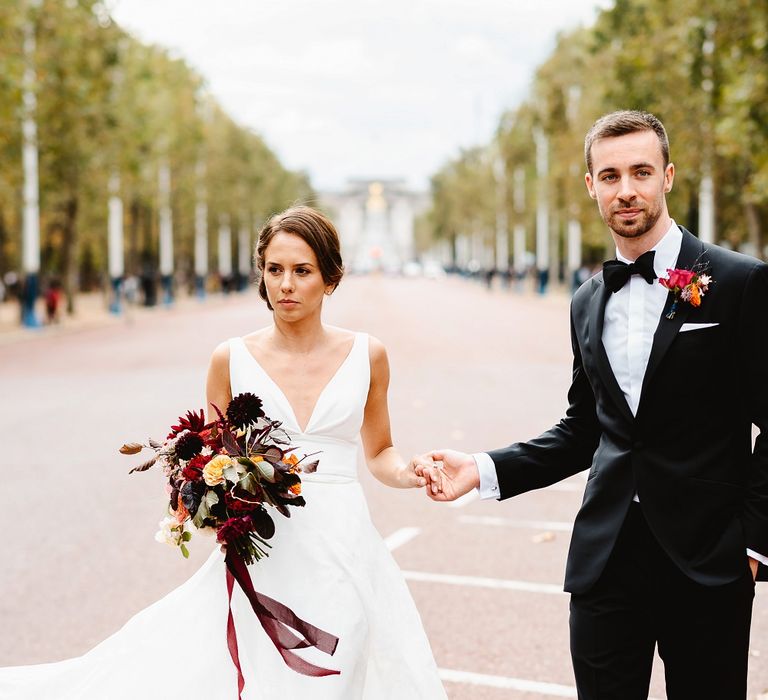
[
  {"left": 638, "top": 228, "right": 706, "bottom": 404},
  {"left": 588, "top": 275, "right": 635, "bottom": 424}
]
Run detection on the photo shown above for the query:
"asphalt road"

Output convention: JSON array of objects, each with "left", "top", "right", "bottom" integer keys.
[{"left": 1, "top": 275, "right": 766, "bottom": 699}]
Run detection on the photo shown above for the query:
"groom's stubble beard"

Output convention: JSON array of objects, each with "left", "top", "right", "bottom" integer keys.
[{"left": 600, "top": 190, "right": 664, "bottom": 240}]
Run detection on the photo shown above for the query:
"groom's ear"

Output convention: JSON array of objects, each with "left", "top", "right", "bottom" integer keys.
[
  {"left": 663, "top": 162, "right": 675, "bottom": 193},
  {"left": 585, "top": 172, "right": 597, "bottom": 199}
]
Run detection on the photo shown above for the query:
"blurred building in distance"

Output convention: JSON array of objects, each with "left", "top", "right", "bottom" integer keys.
[{"left": 321, "top": 179, "right": 428, "bottom": 274}]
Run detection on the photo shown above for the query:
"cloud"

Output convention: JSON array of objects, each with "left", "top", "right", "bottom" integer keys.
[{"left": 110, "top": 0, "right": 612, "bottom": 189}]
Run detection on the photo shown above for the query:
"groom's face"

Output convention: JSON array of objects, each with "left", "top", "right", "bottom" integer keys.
[{"left": 584, "top": 130, "right": 674, "bottom": 240}]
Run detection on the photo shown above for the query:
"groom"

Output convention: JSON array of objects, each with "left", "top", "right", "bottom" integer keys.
[{"left": 418, "top": 110, "right": 768, "bottom": 699}]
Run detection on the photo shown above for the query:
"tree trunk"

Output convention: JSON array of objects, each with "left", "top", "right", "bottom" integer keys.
[
  {"left": 0, "top": 205, "right": 7, "bottom": 277},
  {"left": 128, "top": 198, "right": 141, "bottom": 275},
  {"left": 745, "top": 201, "right": 763, "bottom": 259},
  {"left": 60, "top": 196, "right": 79, "bottom": 316}
]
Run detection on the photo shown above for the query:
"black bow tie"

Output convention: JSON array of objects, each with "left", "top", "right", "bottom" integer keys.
[{"left": 602, "top": 250, "right": 657, "bottom": 293}]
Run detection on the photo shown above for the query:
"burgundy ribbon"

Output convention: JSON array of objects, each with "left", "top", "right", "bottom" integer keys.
[{"left": 225, "top": 549, "right": 340, "bottom": 698}]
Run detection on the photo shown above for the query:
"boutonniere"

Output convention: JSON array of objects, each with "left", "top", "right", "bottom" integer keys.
[{"left": 659, "top": 266, "right": 713, "bottom": 319}]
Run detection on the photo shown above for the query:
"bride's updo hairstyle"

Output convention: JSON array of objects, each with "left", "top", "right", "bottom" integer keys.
[{"left": 254, "top": 205, "right": 345, "bottom": 310}]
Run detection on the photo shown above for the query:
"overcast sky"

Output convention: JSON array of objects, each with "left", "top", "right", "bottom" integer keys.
[{"left": 110, "top": 0, "right": 612, "bottom": 192}]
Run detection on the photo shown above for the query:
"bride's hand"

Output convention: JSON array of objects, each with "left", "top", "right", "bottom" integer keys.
[
  {"left": 419, "top": 449, "right": 478, "bottom": 501},
  {"left": 400, "top": 455, "right": 434, "bottom": 489},
  {"left": 409, "top": 454, "right": 441, "bottom": 491}
]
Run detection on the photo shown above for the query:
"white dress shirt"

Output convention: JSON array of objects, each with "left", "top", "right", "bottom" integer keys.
[{"left": 475, "top": 221, "right": 767, "bottom": 566}]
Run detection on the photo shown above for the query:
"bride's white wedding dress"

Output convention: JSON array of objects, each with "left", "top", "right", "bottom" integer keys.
[{"left": 0, "top": 332, "right": 447, "bottom": 699}]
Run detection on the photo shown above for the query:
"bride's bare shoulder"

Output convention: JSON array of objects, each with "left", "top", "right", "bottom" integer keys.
[
  {"left": 209, "top": 328, "right": 268, "bottom": 368},
  {"left": 208, "top": 340, "right": 230, "bottom": 368},
  {"left": 325, "top": 326, "right": 385, "bottom": 353},
  {"left": 240, "top": 327, "right": 272, "bottom": 351}
]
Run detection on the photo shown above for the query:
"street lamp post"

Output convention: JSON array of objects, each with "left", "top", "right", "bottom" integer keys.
[
  {"left": 20, "top": 0, "right": 42, "bottom": 327},
  {"left": 193, "top": 160, "right": 208, "bottom": 299},
  {"left": 698, "top": 20, "right": 717, "bottom": 245},
  {"left": 493, "top": 150, "right": 509, "bottom": 288},
  {"left": 534, "top": 127, "right": 550, "bottom": 295},
  {"left": 107, "top": 172, "right": 124, "bottom": 313},
  {"left": 237, "top": 214, "right": 251, "bottom": 292},
  {"left": 512, "top": 166, "right": 527, "bottom": 292},
  {"left": 218, "top": 214, "right": 232, "bottom": 293},
  {"left": 194, "top": 90, "right": 210, "bottom": 298},
  {"left": 158, "top": 159, "right": 174, "bottom": 305}
]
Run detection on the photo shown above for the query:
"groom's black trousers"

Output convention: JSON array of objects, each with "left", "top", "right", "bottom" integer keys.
[{"left": 569, "top": 503, "right": 754, "bottom": 700}]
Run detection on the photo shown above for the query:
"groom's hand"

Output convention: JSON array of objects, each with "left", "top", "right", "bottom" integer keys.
[{"left": 415, "top": 449, "right": 480, "bottom": 502}]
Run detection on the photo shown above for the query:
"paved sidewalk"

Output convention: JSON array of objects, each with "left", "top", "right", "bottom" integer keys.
[{"left": 0, "top": 289, "right": 251, "bottom": 346}]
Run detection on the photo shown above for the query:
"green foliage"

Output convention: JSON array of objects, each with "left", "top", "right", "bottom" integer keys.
[
  {"left": 426, "top": 0, "right": 768, "bottom": 262},
  {"left": 0, "top": 1, "right": 313, "bottom": 293}
]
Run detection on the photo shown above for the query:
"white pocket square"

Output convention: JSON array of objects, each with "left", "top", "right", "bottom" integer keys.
[{"left": 679, "top": 322, "right": 720, "bottom": 333}]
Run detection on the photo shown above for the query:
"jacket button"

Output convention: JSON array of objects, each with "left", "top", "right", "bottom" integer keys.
[{"left": 634, "top": 441, "right": 644, "bottom": 450}]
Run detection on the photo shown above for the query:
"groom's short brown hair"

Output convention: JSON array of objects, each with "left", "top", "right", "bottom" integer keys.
[{"left": 584, "top": 110, "right": 670, "bottom": 174}]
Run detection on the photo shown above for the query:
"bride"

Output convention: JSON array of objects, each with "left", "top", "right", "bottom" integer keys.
[{"left": 0, "top": 206, "right": 447, "bottom": 699}]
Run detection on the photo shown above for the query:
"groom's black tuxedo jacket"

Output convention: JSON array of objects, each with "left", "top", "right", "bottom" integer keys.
[{"left": 489, "top": 228, "right": 768, "bottom": 593}]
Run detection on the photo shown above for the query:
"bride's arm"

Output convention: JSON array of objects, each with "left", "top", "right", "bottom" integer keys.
[
  {"left": 206, "top": 341, "right": 233, "bottom": 421},
  {"left": 361, "top": 336, "right": 427, "bottom": 489}
]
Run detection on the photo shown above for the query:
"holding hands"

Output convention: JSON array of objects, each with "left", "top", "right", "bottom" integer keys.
[{"left": 410, "top": 450, "right": 480, "bottom": 502}]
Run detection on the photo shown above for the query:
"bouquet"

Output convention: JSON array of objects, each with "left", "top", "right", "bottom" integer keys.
[
  {"left": 120, "top": 393, "right": 339, "bottom": 688},
  {"left": 120, "top": 391, "right": 318, "bottom": 565}
]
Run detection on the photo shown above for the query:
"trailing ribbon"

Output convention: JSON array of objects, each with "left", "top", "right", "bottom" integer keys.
[{"left": 225, "top": 549, "right": 340, "bottom": 698}]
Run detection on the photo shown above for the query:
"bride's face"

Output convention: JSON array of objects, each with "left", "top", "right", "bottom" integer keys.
[{"left": 263, "top": 231, "right": 333, "bottom": 320}]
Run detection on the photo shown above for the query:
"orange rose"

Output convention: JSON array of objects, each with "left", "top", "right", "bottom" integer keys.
[
  {"left": 174, "top": 499, "right": 189, "bottom": 524},
  {"left": 289, "top": 482, "right": 302, "bottom": 495},
  {"left": 203, "top": 454, "right": 231, "bottom": 486}
]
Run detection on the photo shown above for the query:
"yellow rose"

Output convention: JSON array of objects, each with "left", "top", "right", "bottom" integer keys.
[{"left": 203, "top": 455, "right": 231, "bottom": 486}]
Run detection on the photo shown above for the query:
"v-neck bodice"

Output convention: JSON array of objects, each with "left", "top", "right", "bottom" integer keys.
[{"left": 228, "top": 333, "right": 370, "bottom": 482}]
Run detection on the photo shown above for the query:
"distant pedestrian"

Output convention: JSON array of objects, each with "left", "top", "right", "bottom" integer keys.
[{"left": 44, "top": 279, "right": 62, "bottom": 324}]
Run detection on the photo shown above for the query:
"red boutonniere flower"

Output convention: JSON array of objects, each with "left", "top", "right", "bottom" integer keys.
[{"left": 659, "top": 267, "right": 713, "bottom": 319}]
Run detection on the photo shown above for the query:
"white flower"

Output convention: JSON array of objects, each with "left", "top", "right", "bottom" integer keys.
[
  {"left": 698, "top": 274, "right": 712, "bottom": 289},
  {"left": 154, "top": 516, "right": 181, "bottom": 546}
]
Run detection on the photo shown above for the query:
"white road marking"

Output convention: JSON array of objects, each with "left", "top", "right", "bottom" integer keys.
[
  {"left": 459, "top": 514, "right": 573, "bottom": 532},
  {"left": 383, "top": 527, "right": 421, "bottom": 551},
  {"left": 438, "top": 668, "right": 576, "bottom": 696},
  {"left": 447, "top": 489, "right": 480, "bottom": 508},
  {"left": 439, "top": 669, "right": 663, "bottom": 700},
  {"left": 403, "top": 570, "right": 565, "bottom": 595}
]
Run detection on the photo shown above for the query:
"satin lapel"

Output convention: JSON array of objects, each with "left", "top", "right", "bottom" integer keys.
[
  {"left": 588, "top": 275, "right": 635, "bottom": 424},
  {"left": 638, "top": 228, "right": 706, "bottom": 403}
]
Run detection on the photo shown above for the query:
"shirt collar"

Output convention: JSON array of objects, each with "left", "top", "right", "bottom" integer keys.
[{"left": 615, "top": 220, "right": 682, "bottom": 278}]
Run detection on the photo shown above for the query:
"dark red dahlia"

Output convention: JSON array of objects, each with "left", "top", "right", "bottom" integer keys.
[
  {"left": 182, "top": 465, "right": 203, "bottom": 482},
  {"left": 189, "top": 454, "right": 212, "bottom": 469},
  {"left": 175, "top": 431, "right": 204, "bottom": 460},
  {"left": 217, "top": 516, "right": 254, "bottom": 544},
  {"left": 225, "top": 491, "right": 261, "bottom": 513},
  {"left": 167, "top": 409, "right": 208, "bottom": 439},
  {"left": 226, "top": 393, "right": 265, "bottom": 429}
]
